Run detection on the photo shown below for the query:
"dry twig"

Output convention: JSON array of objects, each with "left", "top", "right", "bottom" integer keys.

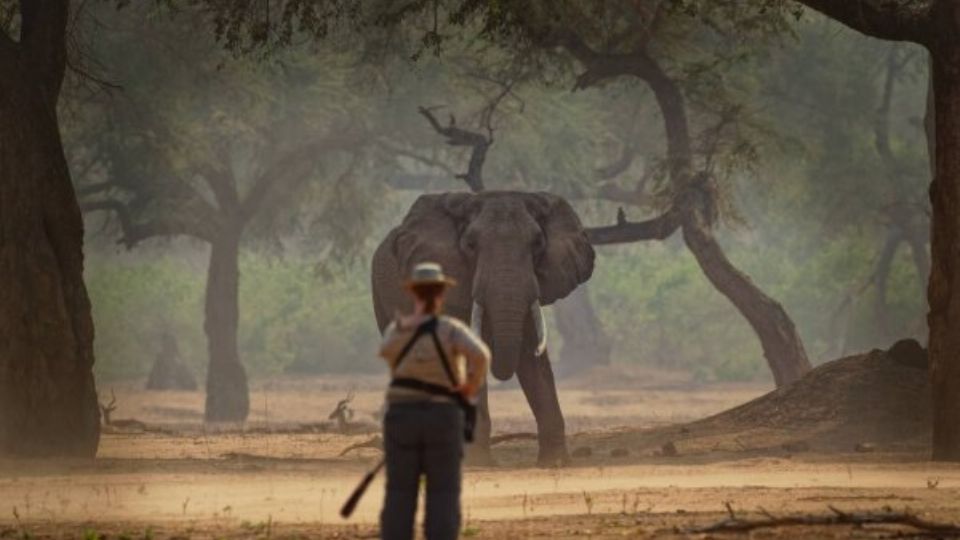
[{"left": 681, "top": 505, "right": 960, "bottom": 536}]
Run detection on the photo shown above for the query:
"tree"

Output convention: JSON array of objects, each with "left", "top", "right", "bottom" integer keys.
[
  {"left": 73, "top": 9, "right": 372, "bottom": 422},
  {"left": 791, "top": 0, "right": 960, "bottom": 462},
  {"left": 197, "top": 0, "right": 813, "bottom": 387},
  {"left": 0, "top": 0, "right": 100, "bottom": 456},
  {"left": 416, "top": 1, "right": 814, "bottom": 386}
]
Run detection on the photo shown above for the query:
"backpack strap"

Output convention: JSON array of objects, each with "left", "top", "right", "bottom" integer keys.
[
  {"left": 391, "top": 317, "right": 438, "bottom": 370},
  {"left": 428, "top": 320, "right": 460, "bottom": 388},
  {"left": 390, "top": 316, "right": 458, "bottom": 389}
]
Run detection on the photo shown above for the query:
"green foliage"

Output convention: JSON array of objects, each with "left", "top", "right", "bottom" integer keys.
[
  {"left": 87, "top": 250, "right": 205, "bottom": 380},
  {"left": 88, "top": 247, "right": 383, "bottom": 381},
  {"left": 236, "top": 254, "right": 381, "bottom": 375}
]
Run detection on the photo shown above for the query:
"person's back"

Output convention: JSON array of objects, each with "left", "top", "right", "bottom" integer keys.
[
  {"left": 378, "top": 263, "right": 489, "bottom": 540},
  {"left": 381, "top": 315, "right": 486, "bottom": 404}
]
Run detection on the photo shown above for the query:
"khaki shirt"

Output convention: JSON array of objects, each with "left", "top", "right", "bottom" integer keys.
[{"left": 380, "top": 315, "right": 490, "bottom": 403}]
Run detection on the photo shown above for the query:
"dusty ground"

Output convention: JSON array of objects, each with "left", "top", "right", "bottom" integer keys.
[{"left": 3, "top": 362, "right": 960, "bottom": 539}]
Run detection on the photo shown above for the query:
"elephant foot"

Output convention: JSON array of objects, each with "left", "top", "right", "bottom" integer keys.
[
  {"left": 536, "top": 442, "right": 570, "bottom": 468},
  {"left": 464, "top": 445, "right": 497, "bottom": 468}
]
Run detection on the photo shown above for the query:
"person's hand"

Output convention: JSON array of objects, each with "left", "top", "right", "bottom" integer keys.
[{"left": 454, "top": 382, "right": 478, "bottom": 400}]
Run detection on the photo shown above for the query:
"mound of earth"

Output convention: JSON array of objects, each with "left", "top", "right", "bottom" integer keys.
[{"left": 583, "top": 339, "right": 931, "bottom": 458}]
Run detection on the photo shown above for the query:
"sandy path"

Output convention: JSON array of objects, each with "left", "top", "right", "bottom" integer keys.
[
  {"left": 4, "top": 371, "right": 958, "bottom": 538},
  {"left": 3, "top": 457, "right": 959, "bottom": 526}
]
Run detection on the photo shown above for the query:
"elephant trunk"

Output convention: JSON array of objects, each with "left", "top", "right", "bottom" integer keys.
[{"left": 487, "top": 302, "right": 529, "bottom": 381}]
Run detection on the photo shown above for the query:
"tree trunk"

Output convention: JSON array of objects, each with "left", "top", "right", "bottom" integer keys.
[
  {"left": 682, "top": 219, "right": 812, "bottom": 387},
  {"left": 553, "top": 285, "right": 611, "bottom": 376},
  {"left": 928, "top": 45, "right": 960, "bottom": 461},
  {"left": 204, "top": 232, "right": 249, "bottom": 422},
  {"left": 632, "top": 50, "right": 812, "bottom": 387},
  {"left": 0, "top": 57, "right": 100, "bottom": 456}
]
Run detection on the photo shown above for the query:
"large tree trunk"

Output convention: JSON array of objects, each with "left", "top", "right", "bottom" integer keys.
[
  {"left": 553, "top": 285, "right": 611, "bottom": 376},
  {"left": 204, "top": 232, "right": 249, "bottom": 422},
  {"left": 928, "top": 46, "right": 960, "bottom": 461},
  {"left": 0, "top": 46, "right": 100, "bottom": 455}
]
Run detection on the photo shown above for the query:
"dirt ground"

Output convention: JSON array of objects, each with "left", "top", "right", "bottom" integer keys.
[{"left": 3, "top": 363, "right": 960, "bottom": 539}]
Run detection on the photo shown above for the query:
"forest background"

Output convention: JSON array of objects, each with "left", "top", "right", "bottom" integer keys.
[{"left": 70, "top": 3, "right": 930, "bottom": 384}]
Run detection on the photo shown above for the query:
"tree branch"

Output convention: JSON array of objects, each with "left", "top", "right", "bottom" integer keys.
[
  {"left": 585, "top": 207, "right": 680, "bottom": 245},
  {"left": 238, "top": 134, "right": 364, "bottom": 224},
  {"left": 81, "top": 199, "right": 210, "bottom": 248},
  {"left": 418, "top": 106, "right": 489, "bottom": 193},
  {"left": 377, "top": 140, "right": 458, "bottom": 177},
  {"left": 198, "top": 151, "right": 240, "bottom": 214},
  {"left": 596, "top": 141, "right": 640, "bottom": 180},
  {"left": 559, "top": 31, "right": 694, "bottom": 188},
  {"left": 683, "top": 505, "right": 960, "bottom": 535},
  {"left": 76, "top": 181, "right": 114, "bottom": 198},
  {"left": 794, "top": 0, "right": 932, "bottom": 45}
]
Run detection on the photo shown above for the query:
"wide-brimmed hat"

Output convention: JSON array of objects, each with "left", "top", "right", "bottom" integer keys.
[{"left": 404, "top": 262, "right": 457, "bottom": 288}]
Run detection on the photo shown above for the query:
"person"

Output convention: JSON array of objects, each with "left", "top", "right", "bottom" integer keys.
[{"left": 379, "top": 262, "right": 490, "bottom": 540}]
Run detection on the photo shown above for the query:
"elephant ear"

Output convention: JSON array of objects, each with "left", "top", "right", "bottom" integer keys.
[
  {"left": 527, "top": 193, "right": 595, "bottom": 305},
  {"left": 391, "top": 192, "right": 475, "bottom": 309}
]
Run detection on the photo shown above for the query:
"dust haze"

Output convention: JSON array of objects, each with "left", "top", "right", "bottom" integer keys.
[{"left": 1, "top": 1, "right": 955, "bottom": 539}]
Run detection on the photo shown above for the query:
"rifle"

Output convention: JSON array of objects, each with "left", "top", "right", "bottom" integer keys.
[{"left": 340, "top": 458, "right": 385, "bottom": 518}]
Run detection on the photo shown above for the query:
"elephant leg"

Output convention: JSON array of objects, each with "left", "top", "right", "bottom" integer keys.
[
  {"left": 464, "top": 380, "right": 495, "bottom": 466},
  {"left": 516, "top": 351, "right": 569, "bottom": 467}
]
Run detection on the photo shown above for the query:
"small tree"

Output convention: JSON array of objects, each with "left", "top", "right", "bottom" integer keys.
[{"left": 75, "top": 10, "right": 371, "bottom": 421}]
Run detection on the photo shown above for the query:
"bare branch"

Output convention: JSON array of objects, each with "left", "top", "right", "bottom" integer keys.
[
  {"left": 81, "top": 199, "right": 211, "bottom": 248},
  {"left": 558, "top": 31, "right": 694, "bottom": 187},
  {"left": 65, "top": 55, "right": 122, "bottom": 93},
  {"left": 377, "top": 140, "right": 458, "bottom": 177},
  {"left": 418, "top": 106, "right": 489, "bottom": 193},
  {"left": 683, "top": 506, "right": 960, "bottom": 535},
  {"left": 596, "top": 142, "right": 640, "bottom": 180},
  {"left": 585, "top": 207, "right": 680, "bottom": 245}
]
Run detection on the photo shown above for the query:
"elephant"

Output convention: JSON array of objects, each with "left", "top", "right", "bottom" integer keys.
[{"left": 371, "top": 190, "right": 595, "bottom": 466}]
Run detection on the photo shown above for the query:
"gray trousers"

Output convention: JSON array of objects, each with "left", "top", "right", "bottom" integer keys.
[{"left": 380, "top": 401, "right": 463, "bottom": 540}]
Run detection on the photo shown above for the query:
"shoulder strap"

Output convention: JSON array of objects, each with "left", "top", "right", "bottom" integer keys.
[
  {"left": 428, "top": 319, "right": 459, "bottom": 387},
  {"left": 391, "top": 317, "right": 438, "bottom": 370}
]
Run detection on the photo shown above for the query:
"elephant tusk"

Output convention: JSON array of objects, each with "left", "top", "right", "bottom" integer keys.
[
  {"left": 532, "top": 301, "right": 547, "bottom": 357},
  {"left": 470, "top": 301, "right": 484, "bottom": 337}
]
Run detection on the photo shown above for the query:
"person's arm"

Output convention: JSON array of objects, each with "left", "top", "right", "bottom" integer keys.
[{"left": 451, "top": 323, "right": 490, "bottom": 398}]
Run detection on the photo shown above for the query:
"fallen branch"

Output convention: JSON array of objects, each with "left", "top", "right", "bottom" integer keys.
[
  {"left": 682, "top": 505, "right": 960, "bottom": 536},
  {"left": 490, "top": 432, "right": 538, "bottom": 446},
  {"left": 340, "top": 436, "right": 383, "bottom": 456}
]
